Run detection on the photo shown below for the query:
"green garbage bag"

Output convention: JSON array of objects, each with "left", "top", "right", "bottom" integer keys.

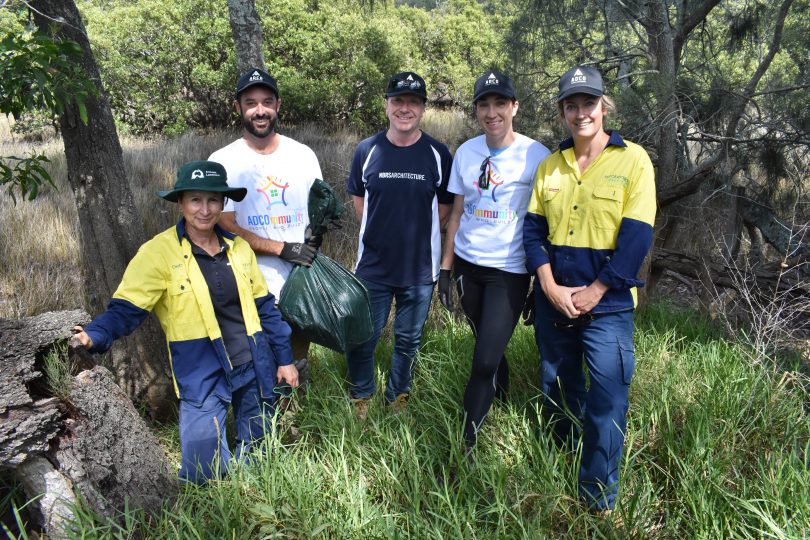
[
  {"left": 278, "top": 178, "right": 371, "bottom": 352},
  {"left": 306, "top": 178, "right": 343, "bottom": 237},
  {"left": 279, "top": 254, "right": 373, "bottom": 352}
]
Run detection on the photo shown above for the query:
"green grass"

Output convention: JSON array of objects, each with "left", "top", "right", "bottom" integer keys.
[{"left": 6, "top": 306, "right": 804, "bottom": 539}]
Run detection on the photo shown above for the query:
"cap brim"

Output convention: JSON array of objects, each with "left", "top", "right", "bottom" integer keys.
[
  {"left": 385, "top": 89, "right": 427, "bottom": 101},
  {"left": 236, "top": 81, "right": 279, "bottom": 98},
  {"left": 472, "top": 89, "right": 516, "bottom": 103},
  {"left": 556, "top": 86, "right": 603, "bottom": 102},
  {"left": 156, "top": 186, "right": 248, "bottom": 203}
]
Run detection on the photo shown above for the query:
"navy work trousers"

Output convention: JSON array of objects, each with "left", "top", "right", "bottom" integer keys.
[
  {"left": 534, "top": 293, "right": 635, "bottom": 510},
  {"left": 178, "top": 361, "right": 276, "bottom": 484}
]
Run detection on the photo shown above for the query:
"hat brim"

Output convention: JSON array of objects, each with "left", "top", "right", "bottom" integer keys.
[
  {"left": 472, "top": 89, "right": 517, "bottom": 103},
  {"left": 157, "top": 186, "right": 248, "bottom": 203},
  {"left": 236, "top": 80, "right": 279, "bottom": 99},
  {"left": 384, "top": 89, "right": 428, "bottom": 101},
  {"left": 556, "top": 86, "right": 603, "bottom": 103}
]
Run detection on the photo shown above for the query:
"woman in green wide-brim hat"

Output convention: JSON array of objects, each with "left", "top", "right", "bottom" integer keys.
[{"left": 73, "top": 160, "right": 298, "bottom": 484}]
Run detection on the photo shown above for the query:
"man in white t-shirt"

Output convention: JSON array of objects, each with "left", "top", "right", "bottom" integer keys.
[{"left": 209, "top": 68, "right": 323, "bottom": 368}]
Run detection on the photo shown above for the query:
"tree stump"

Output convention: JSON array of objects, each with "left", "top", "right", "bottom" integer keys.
[{"left": 0, "top": 310, "right": 177, "bottom": 537}]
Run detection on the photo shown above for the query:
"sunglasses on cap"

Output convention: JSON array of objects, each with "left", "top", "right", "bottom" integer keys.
[
  {"left": 394, "top": 79, "right": 423, "bottom": 90},
  {"left": 478, "top": 156, "right": 491, "bottom": 190}
]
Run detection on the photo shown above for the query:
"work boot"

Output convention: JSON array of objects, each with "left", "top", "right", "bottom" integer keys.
[
  {"left": 351, "top": 397, "right": 371, "bottom": 421},
  {"left": 389, "top": 393, "right": 410, "bottom": 412}
]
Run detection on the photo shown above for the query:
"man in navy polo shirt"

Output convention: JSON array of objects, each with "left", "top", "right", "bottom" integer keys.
[{"left": 346, "top": 71, "right": 453, "bottom": 416}]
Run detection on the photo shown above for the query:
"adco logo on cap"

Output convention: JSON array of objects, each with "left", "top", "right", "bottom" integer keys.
[
  {"left": 249, "top": 70, "right": 263, "bottom": 82},
  {"left": 571, "top": 68, "right": 587, "bottom": 84},
  {"left": 485, "top": 73, "right": 498, "bottom": 86}
]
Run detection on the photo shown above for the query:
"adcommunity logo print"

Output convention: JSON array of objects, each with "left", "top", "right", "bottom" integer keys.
[{"left": 257, "top": 176, "right": 289, "bottom": 208}]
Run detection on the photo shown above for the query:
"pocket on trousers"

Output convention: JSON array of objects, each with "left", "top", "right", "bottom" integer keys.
[{"left": 618, "top": 338, "right": 635, "bottom": 385}]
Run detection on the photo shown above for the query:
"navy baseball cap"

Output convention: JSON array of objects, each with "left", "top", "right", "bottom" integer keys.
[
  {"left": 557, "top": 66, "right": 604, "bottom": 102},
  {"left": 385, "top": 72, "right": 427, "bottom": 101},
  {"left": 472, "top": 71, "right": 516, "bottom": 103},
  {"left": 236, "top": 68, "right": 279, "bottom": 99}
]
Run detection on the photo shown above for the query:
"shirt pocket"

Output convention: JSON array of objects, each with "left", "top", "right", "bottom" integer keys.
[
  {"left": 591, "top": 185, "right": 624, "bottom": 231},
  {"left": 542, "top": 182, "right": 564, "bottom": 234},
  {"left": 167, "top": 277, "right": 200, "bottom": 338}
]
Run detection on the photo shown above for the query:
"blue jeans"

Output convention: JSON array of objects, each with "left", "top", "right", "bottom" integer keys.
[
  {"left": 345, "top": 279, "right": 435, "bottom": 402},
  {"left": 178, "top": 361, "right": 276, "bottom": 484},
  {"left": 533, "top": 293, "right": 635, "bottom": 510}
]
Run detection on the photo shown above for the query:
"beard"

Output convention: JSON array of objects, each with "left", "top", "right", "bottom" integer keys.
[{"left": 242, "top": 113, "right": 277, "bottom": 138}]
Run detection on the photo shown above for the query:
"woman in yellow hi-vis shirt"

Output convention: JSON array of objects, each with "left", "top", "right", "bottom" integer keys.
[
  {"left": 523, "top": 66, "right": 656, "bottom": 512},
  {"left": 73, "top": 160, "right": 299, "bottom": 484}
]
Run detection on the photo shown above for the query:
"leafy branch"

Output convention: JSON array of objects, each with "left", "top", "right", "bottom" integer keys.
[
  {"left": 0, "top": 26, "right": 97, "bottom": 202},
  {"left": 0, "top": 153, "right": 52, "bottom": 202}
]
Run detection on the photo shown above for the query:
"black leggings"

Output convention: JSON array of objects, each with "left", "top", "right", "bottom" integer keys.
[{"left": 454, "top": 257, "right": 530, "bottom": 446}]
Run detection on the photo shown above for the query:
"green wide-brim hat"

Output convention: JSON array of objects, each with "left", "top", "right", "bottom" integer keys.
[{"left": 157, "top": 160, "right": 247, "bottom": 202}]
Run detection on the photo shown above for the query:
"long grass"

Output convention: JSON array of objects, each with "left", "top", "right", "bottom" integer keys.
[{"left": 5, "top": 305, "right": 806, "bottom": 538}]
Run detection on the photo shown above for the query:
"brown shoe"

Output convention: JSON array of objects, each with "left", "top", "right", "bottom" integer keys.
[
  {"left": 389, "top": 393, "right": 410, "bottom": 412},
  {"left": 351, "top": 397, "right": 371, "bottom": 421}
]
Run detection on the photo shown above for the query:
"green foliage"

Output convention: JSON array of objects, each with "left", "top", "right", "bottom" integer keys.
[
  {"left": 403, "top": 0, "right": 507, "bottom": 106},
  {"left": 0, "top": 28, "right": 96, "bottom": 124},
  {"left": 0, "top": 25, "right": 97, "bottom": 202},
  {"left": 79, "top": 0, "right": 234, "bottom": 134},
  {"left": 39, "top": 305, "right": 810, "bottom": 538},
  {"left": 0, "top": 154, "right": 52, "bottom": 203},
  {"left": 78, "top": 0, "right": 508, "bottom": 135}
]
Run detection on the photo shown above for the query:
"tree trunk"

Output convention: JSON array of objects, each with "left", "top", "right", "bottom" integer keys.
[
  {"left": 227, "top": 0, "right": 266, "bottom": 76},
  {"left": 739, "top": 197, "right": 810, "bottom": 266},
  {"left": 1, "top": 311, "right": 177, "bottom": 538},
  {"left": 31, "top": 0, "right": 174, "bottom": 419}
]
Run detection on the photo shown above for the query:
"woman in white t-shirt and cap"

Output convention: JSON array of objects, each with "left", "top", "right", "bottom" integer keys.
[{"left": 439, "top": 70, "right": 550, "bottom": 449}]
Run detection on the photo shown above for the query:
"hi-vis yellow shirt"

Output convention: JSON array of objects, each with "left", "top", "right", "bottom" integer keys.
[
  {"left": 84, "top": 220, "right": 293, "bottom": 405},
  {"left": 523, "top": 131, "right": 656, "bottom": 313}
]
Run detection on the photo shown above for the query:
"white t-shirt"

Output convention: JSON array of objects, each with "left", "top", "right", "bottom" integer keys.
[
  {"left": 209, "top": 135, "right": 322, "bottom": 298},
  {"left": 447, "top": 133, "right": 550, "bottom": 273}
]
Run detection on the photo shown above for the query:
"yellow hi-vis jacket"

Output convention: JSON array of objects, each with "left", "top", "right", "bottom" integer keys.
[{"left": 85, "top": 220, "right": 293, "bottom": 406}]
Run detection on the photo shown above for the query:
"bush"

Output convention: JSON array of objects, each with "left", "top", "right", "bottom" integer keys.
[{"left": 78, "top": 0, "right": 509, "bottom": 135}]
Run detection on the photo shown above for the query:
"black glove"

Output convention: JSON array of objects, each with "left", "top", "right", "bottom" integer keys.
[
  {"left": 305, "top": 234, "right": 323, "bottom": 249},
  {"left": 438, "top": 268, "right": 453, "bottom": 311},
  {"left": 280, "top": 242, "right": 317, "bottom": 266},
  {"left": 304, "top": 225, "right": 323, "bottom": 249},
  {"left": 522, "top": 286, "right": 536, "bottom": 326}
]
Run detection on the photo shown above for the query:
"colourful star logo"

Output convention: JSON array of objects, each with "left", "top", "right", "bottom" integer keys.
[{"left": 257, "top": 176, "right": 289, "bottom": 208}]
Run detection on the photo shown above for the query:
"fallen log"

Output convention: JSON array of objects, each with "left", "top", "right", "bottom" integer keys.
[
  {"left": 0, "top": 310, "right": 177, "bottom": 537},
  {"left": 651, "top": 247, "right": 810, "bottom": 296}
]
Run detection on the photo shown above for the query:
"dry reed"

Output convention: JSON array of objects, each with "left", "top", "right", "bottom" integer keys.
[{"left": 0, "top": 110, "right": 471, "bottom": 319}]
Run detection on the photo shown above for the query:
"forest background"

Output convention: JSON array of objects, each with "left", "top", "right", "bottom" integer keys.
[{"left": 1, "top": 0, "right": 809, "bottom": 538}]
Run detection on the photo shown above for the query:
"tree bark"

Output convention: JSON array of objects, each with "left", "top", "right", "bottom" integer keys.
[
  {"left": 31, "top": 0, "right": 174, "bottom": 419},
  {"left": 1, "top": 311, "right": 177, "bottom": 537},
  {"left": 739, "top": 197, "right": 810, "bottom": 266},
  {"left": 54, "top": 366, "right": 178, "bottom": 519},
  {"left": 227, "top": 0, "right": 266, "bottom": 76}
]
